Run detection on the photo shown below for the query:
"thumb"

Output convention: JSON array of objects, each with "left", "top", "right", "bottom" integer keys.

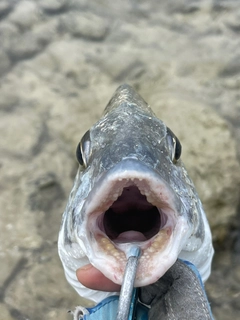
[{"left": 76, "top": 264, "right": 121, "bottom": 292}]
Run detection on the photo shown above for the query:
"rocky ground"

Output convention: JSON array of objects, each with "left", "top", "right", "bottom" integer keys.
[{"left": 0, "top": 0, "right": 240, "bottom": 319}]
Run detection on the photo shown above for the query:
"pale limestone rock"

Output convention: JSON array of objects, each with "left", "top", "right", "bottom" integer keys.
[
  {"left": 61, "top": 12, "right": 109, "bottom": 40},
  {"left": 0, "top": 304, "right": 14, "bottom": 320},
  {"left": 9, "top": 1, "right": 41, "bottom": 29},
  {"left": 0, "top": 49, "right": 11, "bottom": 75}
]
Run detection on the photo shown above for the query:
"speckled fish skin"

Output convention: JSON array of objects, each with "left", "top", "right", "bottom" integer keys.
[{"left": 58, "top": 84, "right": 214, "bottom": 304}]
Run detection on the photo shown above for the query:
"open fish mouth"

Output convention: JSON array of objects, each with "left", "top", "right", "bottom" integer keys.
[
  {"left": 103, "top": 185, "right": 162, "bottom": 243},
  {"left": 80, "top": 159, "right": 189, "bottom": 286}
]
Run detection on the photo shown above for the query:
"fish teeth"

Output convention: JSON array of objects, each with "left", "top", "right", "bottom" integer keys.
[
  {"left": 99, "top": 236, "right": 125, "bottom": 260},
  {"left": 147, "top": 246, "right": 156, "bottom": 253},
  {"left": 112, "top": 193, "right": 119, "bottom": 201},
  {"left": 151, "top": 241, "right": 160, "bottom": 249},
  {"left": 146, "top": 195, "right": 153, "bottom": 202},
  {"left": 100, "top": 237, "right": 109, "bottom": 244},
  {"left": 106, "top": 243, "right": 115, "bottom": 251}
]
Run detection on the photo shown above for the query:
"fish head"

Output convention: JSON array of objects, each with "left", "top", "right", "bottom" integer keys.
[{"left": 63, "top": 84, "right": 206, "bottom": 286}]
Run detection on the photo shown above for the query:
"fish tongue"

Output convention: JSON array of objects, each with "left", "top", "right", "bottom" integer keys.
[{"left": 115, "top": 231, "right": 147, "bottom": 243}]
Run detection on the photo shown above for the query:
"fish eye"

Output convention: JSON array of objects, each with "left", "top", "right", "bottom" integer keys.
[
  {"left": 166, "top": 127, "right": 182, "bottom": 163},
  {"left": 76, "top": 130, "right": 91, "bottom": 167}
]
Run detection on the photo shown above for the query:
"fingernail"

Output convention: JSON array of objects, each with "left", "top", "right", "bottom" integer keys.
[{"left": 78, "top": 264, "right": 92, "bottom": 271}]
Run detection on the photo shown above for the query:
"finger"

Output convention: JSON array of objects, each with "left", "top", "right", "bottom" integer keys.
[{"left": 76, "top": 264, "right": 121, "bottom": 292}]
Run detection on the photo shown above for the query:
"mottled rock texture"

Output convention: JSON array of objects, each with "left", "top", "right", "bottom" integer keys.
[{"left": 0, "top": 1, "right": 240, "bottom": 319}]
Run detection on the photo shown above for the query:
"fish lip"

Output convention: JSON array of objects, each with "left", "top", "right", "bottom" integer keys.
[{"left": 78, "top": 158, "right": 187, "bottom": 285}]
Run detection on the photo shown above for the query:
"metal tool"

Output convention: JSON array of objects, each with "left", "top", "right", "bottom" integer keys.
[{"left": 116, "top": 246, "right": 141, "bottom": 320}]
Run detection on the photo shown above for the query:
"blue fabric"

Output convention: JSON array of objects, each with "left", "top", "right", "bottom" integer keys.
[
  {"left": 82, "top": 296, "right": 118, "bottom": 320},
  {"left": 81, "top": 295, "right": 149, "bottom": 320}
]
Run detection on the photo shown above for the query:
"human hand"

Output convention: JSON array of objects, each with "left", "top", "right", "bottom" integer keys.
[{"left": 76, "top": 264, "right": 121, "bottom": 292}]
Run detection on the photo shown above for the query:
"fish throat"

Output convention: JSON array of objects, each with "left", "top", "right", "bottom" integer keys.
[{"left": 103, "top": 185, "right": 161, "bottom": 243}]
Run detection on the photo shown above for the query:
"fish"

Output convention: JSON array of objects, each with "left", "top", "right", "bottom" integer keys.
[{"left": 58, "top": 84, "right": 214, "bottom": 304}]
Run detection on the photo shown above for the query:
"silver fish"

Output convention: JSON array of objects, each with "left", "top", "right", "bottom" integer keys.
[{"left": 58, "top": 84, "right": 214, "bottom": 304}]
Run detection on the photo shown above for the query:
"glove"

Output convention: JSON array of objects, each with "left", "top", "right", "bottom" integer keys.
[{"left": 139, "top": 259, "right": 214, "bottom": 320}]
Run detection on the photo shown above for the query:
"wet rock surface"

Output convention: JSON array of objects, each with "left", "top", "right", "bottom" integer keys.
[{"left": 0, "top": 1, "right": 240, "bottom": 319}]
